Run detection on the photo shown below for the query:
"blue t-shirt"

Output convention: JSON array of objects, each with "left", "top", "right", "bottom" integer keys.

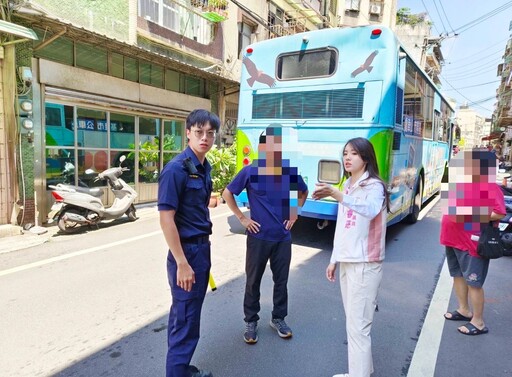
[
  {"left": 227, "top": 164, "right": 307, "bottom": 242},
  {"left": 157, "top": 147, "right": 212, "bottom": 239}
]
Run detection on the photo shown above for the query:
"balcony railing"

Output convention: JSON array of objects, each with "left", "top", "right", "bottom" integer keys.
[
  {"left": 190, "top": 0, "right": 228, "bottom": 22},
  {"left": 139, "top": 0, "right": 216, "bottom": 43}
]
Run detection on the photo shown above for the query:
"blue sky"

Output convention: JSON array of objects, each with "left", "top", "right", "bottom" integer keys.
[{"left": 397, "top": 0, "right": 512, "bottom": 118}]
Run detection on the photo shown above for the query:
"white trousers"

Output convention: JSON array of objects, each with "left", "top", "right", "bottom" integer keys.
[{"left": 339, "top": 262, "right": 383, "bottom": 377}]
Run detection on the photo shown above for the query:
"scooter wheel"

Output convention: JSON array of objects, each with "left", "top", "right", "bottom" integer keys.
[
  {"left": 126, "top": 204, "right": 137, "bottom": 222},
  {"left": 57, "top": 209, "right": 82, "bottom": 233}
]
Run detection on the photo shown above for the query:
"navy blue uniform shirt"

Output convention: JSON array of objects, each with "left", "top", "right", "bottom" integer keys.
[
  {"left": 227, "top": 164, "right": 307, "bottom": 242},
  {"left": 158, "top": 146, "right": 213, "bottom": 239}
]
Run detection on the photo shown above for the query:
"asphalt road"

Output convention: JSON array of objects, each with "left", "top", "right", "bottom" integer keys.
[{"left": 1, "top": 200, "right": 511, "bottom": 377}]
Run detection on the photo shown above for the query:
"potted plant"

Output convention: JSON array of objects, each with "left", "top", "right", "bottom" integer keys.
[{"left": 207, "top": 142, "right": 237, "bottom": 207}]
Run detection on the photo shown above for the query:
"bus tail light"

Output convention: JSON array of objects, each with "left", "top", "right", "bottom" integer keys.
[
  {"left": 246, "top": 47, "right": 253, "bottom": 54},
  {"left": 242, "top": 145, "right": 251, "bottom": 155},
  {"left": 371, "top": 29, "right": 382, "bottom": 36},
  {"left": 243, "top": 157, "right": 251, "bottom": 166}
]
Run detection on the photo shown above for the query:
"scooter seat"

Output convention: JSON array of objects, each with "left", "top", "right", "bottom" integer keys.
[{"left": 75, "top": 187, "right": 103, "bottom": 197}]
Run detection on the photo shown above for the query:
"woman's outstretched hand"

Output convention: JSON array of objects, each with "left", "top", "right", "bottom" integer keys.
[
  {"left": 312, "top": 183, "right": 333, "bottom": 200},
  {"left": 313, "top": 183, "right": 342, "bottom": 202}
]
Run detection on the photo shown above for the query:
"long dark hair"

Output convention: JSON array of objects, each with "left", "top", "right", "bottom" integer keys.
[{"left": 343, "top": 137, "right": 390, "bottom": 212}]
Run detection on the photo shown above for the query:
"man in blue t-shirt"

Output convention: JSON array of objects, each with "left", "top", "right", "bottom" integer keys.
[
  {"left": 158, "top": 109, "right": 220, "bottom": 377},
  {"left": 222, "top": 125, "right": 308, "bottom": 344}
]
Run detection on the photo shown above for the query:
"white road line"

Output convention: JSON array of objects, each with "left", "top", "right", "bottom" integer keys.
[
  {"left": 407, "top": 259, "right": 451, "bottom": 377},
  {"left": 0, "top": 211, "right": 232, "bottom": 278},
  {"left": 418, "top": 194, "right": 441, "bottom": 221}
]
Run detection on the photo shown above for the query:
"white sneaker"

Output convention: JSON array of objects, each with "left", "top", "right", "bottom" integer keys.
[{"left": 332, "top": 374, "right": 349, "bottom": 377}]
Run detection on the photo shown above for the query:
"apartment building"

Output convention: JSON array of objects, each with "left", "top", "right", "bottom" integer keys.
[
  {"left": 1, "top": 0, "right": 397, "bottom": 226},
  {"left": 457, "top": 105, "right": 486, "bottom": 150}
]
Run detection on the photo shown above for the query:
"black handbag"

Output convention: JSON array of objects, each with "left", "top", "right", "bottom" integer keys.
[{"left": 477, "top": 222, "right": 504, "bottom": 259}]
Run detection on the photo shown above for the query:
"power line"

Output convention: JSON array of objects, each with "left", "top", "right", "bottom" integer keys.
[
  {"left": 442, "top": 58, "right": 502, "bottom": 79},
  {"left": 419, "top": 0, "right": 441, "bottom": 35},
  {"left": 443, "top": 58, "right": 502, "bottom": 77},
  {"left": 443, "top": 67, "right": 500, "bottom": 82},
  {"left": 444, "top": 37, "right": 510, "bottom": 64},
  {"left": 443, "top": 56, "right": 502, "bottom": 75},
  {"left": 443, "top": 80, "right": 500, "bottom": 91},
  {"left": 431, "top": 0, "right": 448, "bottom": 35},
  {"left": 441, "top": 75, "right": 495, "bottom": 113},
  {"left": 436, "top": 0, "right": 455, "bottom": 34},
  {"left": 452, "top": 1, "right": 512, "bottom": 35}
]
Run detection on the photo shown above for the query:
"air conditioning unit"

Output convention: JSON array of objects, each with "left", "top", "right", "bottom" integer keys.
[{"left": 369, "top": 4, "right": 382, "bottom": 15}]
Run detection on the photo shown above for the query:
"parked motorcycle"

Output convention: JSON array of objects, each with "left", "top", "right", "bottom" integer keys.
[
  {"left": 49, "top": 156, "right": 138, "bottom": 233},
  {"left": 47, "top": 162, "right": 103, "bottom": 224}
]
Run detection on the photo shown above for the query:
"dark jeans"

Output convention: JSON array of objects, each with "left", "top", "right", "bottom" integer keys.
[
  {"left": 166, "top": 242, "right": 211, "bottom": 377},
  {"left": 244, "top": 235, "right": 292, "bottom": 323}
]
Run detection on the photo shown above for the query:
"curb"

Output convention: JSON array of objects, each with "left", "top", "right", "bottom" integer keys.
[
  {"left": 0, "top": 203, "right": 158, "bottom": 255},
  {"left": 0, "top": 227, "right": 57, "bottom": 255}
]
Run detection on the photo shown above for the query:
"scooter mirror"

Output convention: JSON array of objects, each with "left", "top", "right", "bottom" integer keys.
[
  {"left": 84, "top": 169, "right": 95, "bottom": 175},
  {"left": 119, "top": 155, "right": 126, "bottom": 163}
]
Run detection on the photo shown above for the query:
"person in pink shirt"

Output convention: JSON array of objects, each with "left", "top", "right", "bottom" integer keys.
[{"left": 440, "top": 150, "right": 505, "bottom": 335}]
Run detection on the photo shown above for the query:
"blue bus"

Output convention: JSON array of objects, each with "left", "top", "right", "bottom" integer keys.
[{"left": 235, "top": 25, "right": 454, "bottom": 226}]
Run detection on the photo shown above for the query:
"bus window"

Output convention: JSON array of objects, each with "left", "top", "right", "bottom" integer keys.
[
  {"left": 277, "top": 48, "right": 337, "bottom": 79},
  {"left": 45, "top": 103, "right": 74, "bottom": 147}
]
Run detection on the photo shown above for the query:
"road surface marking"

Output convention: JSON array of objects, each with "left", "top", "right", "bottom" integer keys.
[
  {"left": 418, "top": 194, "right": 440, "bottom": 221},
  {"left": 0, "top": 211, "right": 232, "bottom": 278},
  {"left": 407, "top": 259, "right": 451, "bottom": 377}
]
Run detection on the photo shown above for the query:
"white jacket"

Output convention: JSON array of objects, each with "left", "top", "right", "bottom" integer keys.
[{"left": 330, "top": 172, "right": 387, "bottom": 263}]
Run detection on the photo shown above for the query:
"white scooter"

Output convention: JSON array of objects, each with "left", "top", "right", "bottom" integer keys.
[
  {"left": 47, "top": 163, "right": 104, "bottom": 223},
  {"left": 50, "top": 156, "right": 138, "bottom": 233}
]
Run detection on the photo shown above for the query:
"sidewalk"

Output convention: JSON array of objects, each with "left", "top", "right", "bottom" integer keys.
[
  {"left": 0, "top": 202, "right": 159, "bottom": 255},
  {"left": 0, "top": 223, "right": 58, "bottom": 254}
]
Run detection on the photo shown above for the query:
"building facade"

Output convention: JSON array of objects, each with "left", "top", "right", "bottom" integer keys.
[
  {"left": 1, "top": 0, "right": 398, "bottom": 226},
  {"left": 456, "top": 105, "right": 486, "bottom": 150},
  {"left": 395, "top": 13, "right": 443, "bottom": 86},
  {"left": 495, "top": 35, "right": 512, "bottom": 161}
]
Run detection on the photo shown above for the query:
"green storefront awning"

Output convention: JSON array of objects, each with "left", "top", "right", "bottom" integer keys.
[{"left": 0, "top": 20, "right": 38, "bottom": 41}]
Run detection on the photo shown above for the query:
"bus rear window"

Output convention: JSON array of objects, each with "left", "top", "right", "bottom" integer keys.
[{"left": 277, "top": 48, "right": 337, "bottom": 80}]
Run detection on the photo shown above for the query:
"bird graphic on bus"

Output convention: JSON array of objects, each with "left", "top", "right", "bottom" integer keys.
[
  {"left": 351, "top": 50, "right": 379, "bottom": 78},
  {"left": 242, "top": 56, "right": 276, "bottom": 88}
]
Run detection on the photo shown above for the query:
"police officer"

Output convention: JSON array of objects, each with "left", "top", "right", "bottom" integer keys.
[{"left": 158, "top": 109, "right": 220, "bottom": 377}]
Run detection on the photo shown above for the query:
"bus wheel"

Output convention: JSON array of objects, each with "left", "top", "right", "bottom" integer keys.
[{"left": 405, "top": 179, "right": 422, "bottom": 224}]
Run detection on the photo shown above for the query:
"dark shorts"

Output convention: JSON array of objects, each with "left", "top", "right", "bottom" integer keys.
[{"left": 445, "top": 246, "right": 489, "bottom": 288}]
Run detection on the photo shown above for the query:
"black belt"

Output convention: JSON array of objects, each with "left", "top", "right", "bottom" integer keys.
[{"left": 180, "top": 235, "right": 210, "bottom": 244}]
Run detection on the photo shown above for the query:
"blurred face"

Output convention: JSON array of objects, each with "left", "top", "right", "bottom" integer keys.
[
  {"left": 186, "top": 123, "right": 216, "bottom": 157},
  {"left": 343, "top": 143, "right": 366, "bottom": 175},
  {"left": 449, "top": 151, "right": 497, "bottom": 183},
  {"left": 258, "top": 134, "right": 282, "bottom": 168}
]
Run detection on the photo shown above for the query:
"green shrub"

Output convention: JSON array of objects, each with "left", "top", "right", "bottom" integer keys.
[{"left": 207, "top": 142, "right": 237, "bottom": 193}]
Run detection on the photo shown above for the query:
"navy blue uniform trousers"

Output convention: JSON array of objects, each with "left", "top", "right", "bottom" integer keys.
[
  {"left": 244, "top": 235, "right": 292, "bottom": 323},
  {"left": 166, "top": 242, "right": 211, "bottom": 377}
]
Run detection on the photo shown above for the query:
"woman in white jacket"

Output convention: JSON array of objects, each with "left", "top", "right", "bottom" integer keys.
[{"left": 313, "top": 137, "right": 389, "bottom": 377}]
